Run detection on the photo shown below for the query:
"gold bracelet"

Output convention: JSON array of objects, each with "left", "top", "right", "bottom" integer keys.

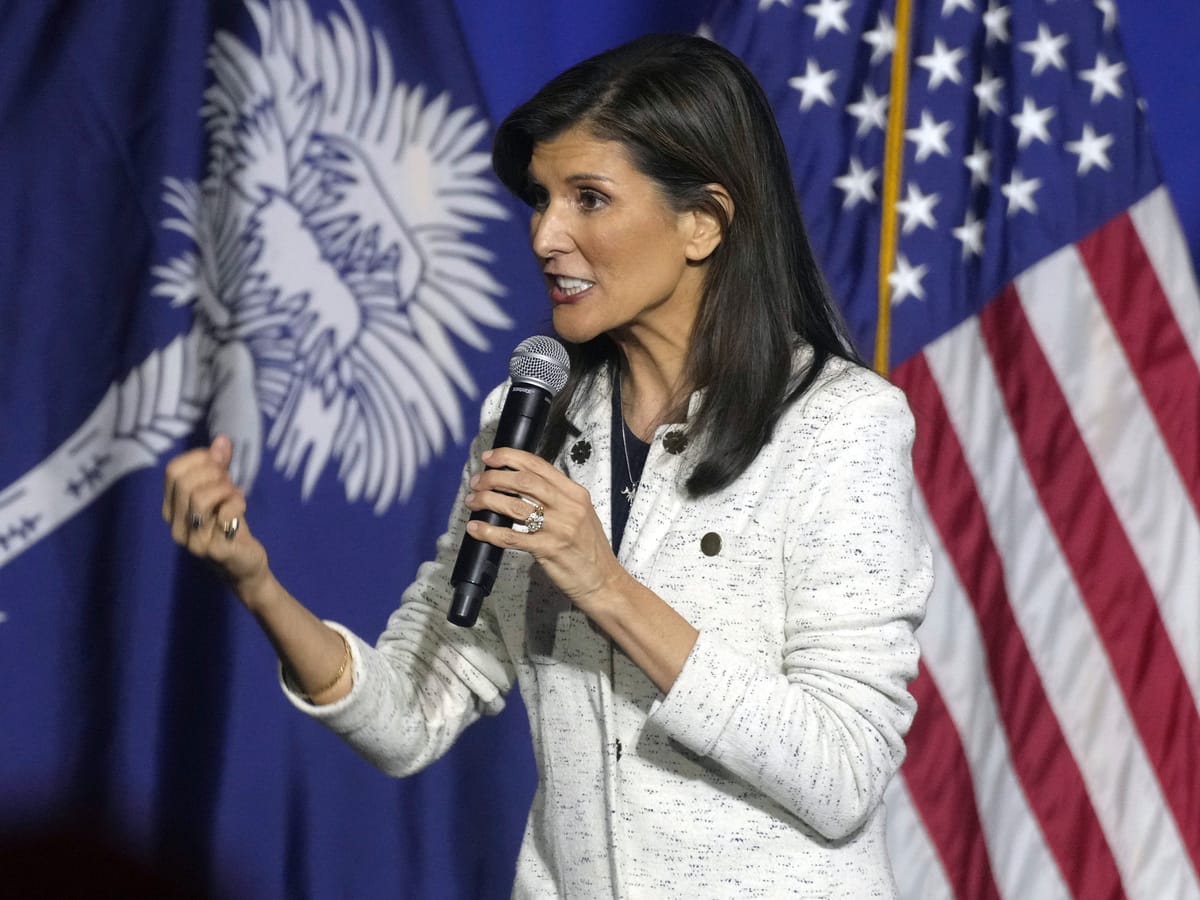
[{"left": 304, "top": 632, "right": 350, "bottom": 700}]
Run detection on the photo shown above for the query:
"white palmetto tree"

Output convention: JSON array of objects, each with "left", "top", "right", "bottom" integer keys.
[{"left": 0, "top": 0, "right": 512, "bottom": 569}]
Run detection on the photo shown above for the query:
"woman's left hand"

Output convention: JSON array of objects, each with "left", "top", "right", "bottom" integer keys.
[{"left": 463, "top": 447, "right": 629, "bottom": 614}]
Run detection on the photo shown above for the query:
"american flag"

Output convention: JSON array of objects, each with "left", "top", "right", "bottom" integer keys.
[{"left": 708, "top": 1, "right": 1200, "bottom": 897}]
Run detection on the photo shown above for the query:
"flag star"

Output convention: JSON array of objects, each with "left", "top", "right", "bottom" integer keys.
[
  {"left": 758, "top": 0, "right": 793, "bottom": 9},
  {"left": 905, "top": 110, "right": 953, "bottom": 162},
  {"left": 1010, "top": 96, "right": 1055, "bottom": 148},
  {"left": 974, "top": 67, "right": 1005, "bottom": 116},
  {"left": 983, "top": 1, "right": 1011, "bottom": 45},
  {"left": 964, "top": 139, "right": 992, "bottom": 187},
  {"left": 863, "top": 12, "right": 896, "bottom": 64},
  {"left": 788, "top": 59, "right": 838, "bottom": 110},
  {"left": 895, "top": 182, "right": 941, "bottom": 233},
  {"left": 942, "top": 0, "right": 975, "bottom": 15},
  {"left": 1020, "top": 23, "right": 1069, "bottom": 75},
  {"left": 833, "top": 157, "right": 879, "bottom": 208},
  {"left": 953, "top": 209, "right": 986, "bottom": 257},
  {"left": 1094, "top": 0, "right": 1118, "bottom": 31},
  {"left": 1079, "top": 53, "right": 1126, "bottom": 104},
  {"left": 1002, "top": 168, "right": 1042, "bottom": 215},
  {"left": 888, "top": 253, "right": 929, "bottom": 304},
  {"left": 847, "top": 85, "right": 889, "bottom": 136},
  {"left": 804, "top": 0, "right": 852, "bottom": 38},
  {"left": 1066, "top": 124, "right": 1114, "bottom": 173},
  {"left": 917, "top": 38, "right": 967, "bottom": 90}
]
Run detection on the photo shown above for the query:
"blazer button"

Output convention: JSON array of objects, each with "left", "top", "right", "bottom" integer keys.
[{"left": 700, "top": 532, "right": 722, "bottom": 556}]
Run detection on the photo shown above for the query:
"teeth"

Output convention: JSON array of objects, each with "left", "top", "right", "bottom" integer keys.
[{"left": 555, "top": 276, "right": 594, "bottom": 295}]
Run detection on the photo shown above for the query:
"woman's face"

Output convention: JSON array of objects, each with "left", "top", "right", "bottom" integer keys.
[{"left": 526, "top": 127, "right": 712, "bottom": 347}]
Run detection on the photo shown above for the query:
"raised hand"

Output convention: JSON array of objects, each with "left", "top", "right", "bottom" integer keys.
[{"left": 163, "top": 434, "right": 268, "bottom": 592}]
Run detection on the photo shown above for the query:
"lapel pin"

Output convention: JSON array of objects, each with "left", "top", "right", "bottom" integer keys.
[
  {"left": 663, "top": 431, "right": 688, "bottom": 455},
  {"left": 570, "top": 439, "right": 592, "bottom": 464}
]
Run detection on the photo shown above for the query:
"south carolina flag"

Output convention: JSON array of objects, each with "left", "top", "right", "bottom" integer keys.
[{"left": 0, "top": 2, "right": 543, "bottom": 896}]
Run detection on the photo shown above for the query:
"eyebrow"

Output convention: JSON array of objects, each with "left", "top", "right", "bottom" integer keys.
[
  {"left": 527, "top": 171, "right": 616, "bottom": 186},
  {"left": 565, "top": 173, "right": 615, "bottom": 184}
]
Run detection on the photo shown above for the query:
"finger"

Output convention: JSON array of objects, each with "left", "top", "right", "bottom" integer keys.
[
  {"left": 185, "top": 487, "right": 235, "bottom": 556},
  {"left": 479, "top": 449, "right": 578, "bottom": 507},
  {"left": 210, "top": 434, "right": 233, "bottom": 469},
  {"left": 163, "top": 441, "right": 234, "bottom": 529},
  {"left": 465, "top": 486, "right": 542, "bottom": 525},
  {"left": 466, "top": 516, "right": 530, "bottom": 551},
  {"left": 162, "top": 447, "right": 218, "bottom": 523},
  {"left": 509, "top": 499, "right": 546, "bottom": 535},
  {"left": 481, "top": 447, "right": 559, "bottom": 478},
  {"left": 471, "top": 465, "right": 553, "bottom": 509},
  {"left": 207, "top": 492, "right": 248, "bottom": 562},
  {"left": 170, "top": 465, "right": 235, "bottom": 545},
  {"left": 164, "top": 435, "right": 233, "bottom": 494},
  {"left": 190, "top": 476, "right": 240, "bottom": 525}
]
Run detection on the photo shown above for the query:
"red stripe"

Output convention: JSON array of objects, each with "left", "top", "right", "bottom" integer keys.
[
  {"left": 902, "top": 664, "right": 1002, "bottom": 900},
  {"left": 1077, "top": 212, "right": 1200, "bottom": 514},
  {"left": 894, "top": 353, "right": 1125, "bottom": 900},
  {"left": 981, "top": 285, "right": 1200, "bottom": 879}
]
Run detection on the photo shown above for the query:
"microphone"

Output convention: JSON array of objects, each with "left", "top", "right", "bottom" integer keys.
[{"left": 448, "top": 335, "right": 570, "bottom": 627}]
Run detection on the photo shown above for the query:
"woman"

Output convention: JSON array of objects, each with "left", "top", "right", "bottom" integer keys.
[{"left": 164, "top": 33, "right": 931, "bottom": 898}]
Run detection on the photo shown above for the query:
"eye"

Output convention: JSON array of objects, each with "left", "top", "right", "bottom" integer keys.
[
  {"left": 527, "top": 182, "right": 549, "bottom": 211},
  {"left": 578, "top": 189, "right": 608, "bottom": 212}
]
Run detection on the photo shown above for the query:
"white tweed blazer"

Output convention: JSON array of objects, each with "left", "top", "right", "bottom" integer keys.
[{"left": 285, "top": 352, "right": 932, "bottom": 899}]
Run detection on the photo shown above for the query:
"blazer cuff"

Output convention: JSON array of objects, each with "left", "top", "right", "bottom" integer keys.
[
  {"left": 278, "top": 620, "right": 374, "bottom": 731},
  {"left": 649, "top": 630, "right": 755, "bottom": 757}
]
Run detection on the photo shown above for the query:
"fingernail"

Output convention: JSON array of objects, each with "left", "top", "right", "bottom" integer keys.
[{"left": 469, "top": 474, "right": 480, "bottom": 488}]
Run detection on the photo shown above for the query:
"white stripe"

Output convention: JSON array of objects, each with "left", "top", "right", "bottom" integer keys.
[
  {"left": 907, "top": 489, "right": 1069, "bottom": 900},
  {"left": 924, "top": 320, "right": 1198, "bottom": 900},
  {"left": 1128, "top": 187, "right": 1200, "bottom": 366},
  {"left": 885, "top": 774, "right": 955, "bottom": 900},
  {"left": 1016, "top": 243, "right": 1200, "bottom": 702}
]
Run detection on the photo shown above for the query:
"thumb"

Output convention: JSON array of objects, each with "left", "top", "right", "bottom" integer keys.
[{"left": 210, "top": 434, "right": 233, "bottom": 468}]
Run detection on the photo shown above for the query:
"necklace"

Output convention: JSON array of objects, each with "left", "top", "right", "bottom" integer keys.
[
  {"left": 618, "top": 412, "right": 638, "bottom": 505},
  {"left": 616, "top": 376, "right": 639, "bottom": 504}
]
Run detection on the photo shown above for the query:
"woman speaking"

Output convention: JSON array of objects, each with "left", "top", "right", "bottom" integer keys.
[{"left": 163, "top": 33, "right": 932, "bottom": 898}]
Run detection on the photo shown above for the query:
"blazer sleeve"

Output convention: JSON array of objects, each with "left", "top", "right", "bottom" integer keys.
[
  {"left": 649, "top": 382, "right": 932, "bottom": 840},
  {"left": 279, "top": 384, "right": 520, "bottom": 778}
]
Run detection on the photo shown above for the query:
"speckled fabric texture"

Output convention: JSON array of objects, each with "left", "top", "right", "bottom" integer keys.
[{"left": 283, "top": 353, "right": 932, "bottom": 899}]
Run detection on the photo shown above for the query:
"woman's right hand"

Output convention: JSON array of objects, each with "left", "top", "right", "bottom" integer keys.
[{"left": 163, "top": 434, "right": 269, "bottom": 597}]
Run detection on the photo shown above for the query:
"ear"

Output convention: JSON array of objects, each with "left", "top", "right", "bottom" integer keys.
[{"left": 684, "top": 184, "right": 734, "bottom": 263}]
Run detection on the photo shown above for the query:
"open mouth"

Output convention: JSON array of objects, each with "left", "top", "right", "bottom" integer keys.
[{"left": 551, "top": 275, "right": 595, "bottom": 297}]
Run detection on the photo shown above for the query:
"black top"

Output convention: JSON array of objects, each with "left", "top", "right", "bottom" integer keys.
[{"left": 610, "top": 379, "right": 650, "bottom": 553}]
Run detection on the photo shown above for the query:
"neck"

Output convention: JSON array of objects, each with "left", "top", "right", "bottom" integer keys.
[{"left": 612, "top": 335, "right": 690, "bottom": 440}]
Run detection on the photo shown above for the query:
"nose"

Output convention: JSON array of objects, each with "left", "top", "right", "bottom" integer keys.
[{"left": 530, "top": 201, "right": 572, "bottom": 260}]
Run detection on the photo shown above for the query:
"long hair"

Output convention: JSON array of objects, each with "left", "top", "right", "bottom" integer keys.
[{"left": 493, "top": 33, "right": 861, "bottom": 496}]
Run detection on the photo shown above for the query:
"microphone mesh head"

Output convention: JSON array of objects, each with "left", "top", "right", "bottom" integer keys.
[{"left": 509, "top": 335, "right": 570, "bottom": 396}]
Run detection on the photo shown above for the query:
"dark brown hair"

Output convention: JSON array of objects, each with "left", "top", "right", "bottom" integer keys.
[{"left": 493, "top": 33, "right": 861, "bottom": 495}]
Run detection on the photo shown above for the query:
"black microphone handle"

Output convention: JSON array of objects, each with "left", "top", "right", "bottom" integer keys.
[{"left": 448, "top": 383, "right": 553, "bottom": 626}]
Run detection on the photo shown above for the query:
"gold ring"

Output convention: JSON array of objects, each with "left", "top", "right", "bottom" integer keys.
[{"left": 522, "top": 503, "right": 544, "bottom": 535}]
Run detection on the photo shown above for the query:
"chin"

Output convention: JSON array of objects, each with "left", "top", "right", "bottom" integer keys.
[{"left": 550, "top": 308, "right": 606, "bottom": 345}]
